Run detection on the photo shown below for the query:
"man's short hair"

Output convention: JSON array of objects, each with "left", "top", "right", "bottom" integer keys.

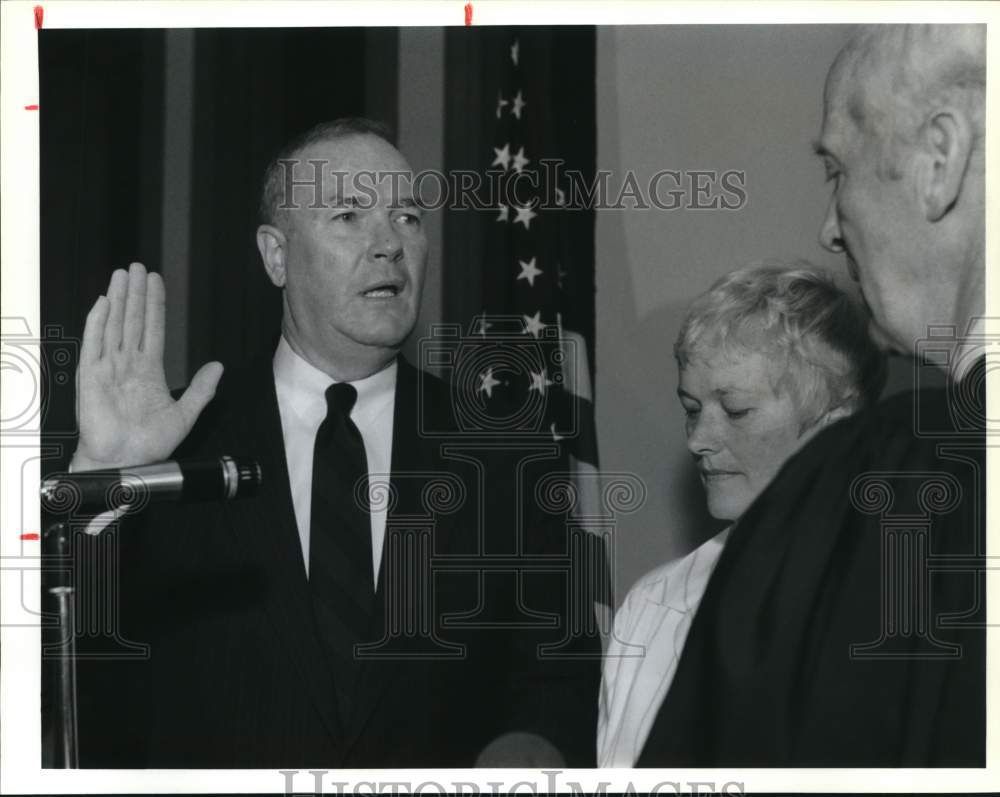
[
  {"left": 675, "top": 264, "right": 887, "bottom": 427},
  {"left": 258, "top": 117, "right": 395, "bottom": 227},
  {"left": 829, "top": 24, "right": 985, "bottom": 179}
]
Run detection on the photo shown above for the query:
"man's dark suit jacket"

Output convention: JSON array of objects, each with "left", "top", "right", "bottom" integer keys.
[
  {"left": 73, "top": 354, "right": 600, "bottom": 768},
  {"left": 637, "top": 359, "right": 985, "bottom": 766}
]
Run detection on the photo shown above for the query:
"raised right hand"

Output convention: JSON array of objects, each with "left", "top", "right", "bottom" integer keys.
[{"left": 71, "top": 263, "right": 224, "bottom": 471}]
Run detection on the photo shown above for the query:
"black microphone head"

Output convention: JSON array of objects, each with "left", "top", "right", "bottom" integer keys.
[{"left": 221, "top": 456, "right": 263, "bottom": 499}]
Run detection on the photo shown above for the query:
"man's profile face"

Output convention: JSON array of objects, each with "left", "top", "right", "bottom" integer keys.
[
  {"left": 815, "top": 70, "right": 931, "bottom": 355},
  {"left": 276, "top": 134, "right": 428, "bottom": 360}
]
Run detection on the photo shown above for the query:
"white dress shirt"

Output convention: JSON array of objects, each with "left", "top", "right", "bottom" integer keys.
[
  {"left": 597, "top": 527, "right": 730, "bottom": 767},
  {"left": 273, "top": 336, "right": 396, "bottom": 585}
]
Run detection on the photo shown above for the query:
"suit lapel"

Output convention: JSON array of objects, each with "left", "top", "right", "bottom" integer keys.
[
  {"left": 217, "top": 356, "right": 344, "bottom": 745},
  {"left": 342, "top": 357, "right": 457, "bottom": 752}
]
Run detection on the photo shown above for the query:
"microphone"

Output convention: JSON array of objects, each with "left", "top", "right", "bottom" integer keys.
[
  {"left": 41, "top": 456, "right": 263, "bottom": 514},
  {"left": 475, "top": 731, "right": 566, "bottom": 767}
]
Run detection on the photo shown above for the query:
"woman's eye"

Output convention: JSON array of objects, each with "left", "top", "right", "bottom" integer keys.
[
  {"left": 725, "top": 408, "right": 751, "bottom": 420},
  {"left": 332, "top": 211, "right": 356, "bottom": 222}
]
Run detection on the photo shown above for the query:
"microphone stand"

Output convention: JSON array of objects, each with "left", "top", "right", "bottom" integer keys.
[
  {"left": 43, "top": 520, "right": 79, "bottom": 768},
  {"left": 37, "top": 455, "right": 261, "bottom": 768}
]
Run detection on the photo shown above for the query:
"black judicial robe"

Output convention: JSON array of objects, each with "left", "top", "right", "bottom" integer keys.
[{"left": 638, "top": 359, "right": 986, "bottom": 766}]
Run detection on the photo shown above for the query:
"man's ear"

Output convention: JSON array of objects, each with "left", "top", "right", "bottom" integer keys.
[
  {"left": 256, "top": 224, "right": 288, "bottom": 288},
  {"left": 921, "top": 108, "right": 974, "bottom": 221}
]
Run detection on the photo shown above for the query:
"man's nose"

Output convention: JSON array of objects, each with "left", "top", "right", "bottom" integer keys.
[
  {"left": 368, "top": 215, "right": 403, "bottom": 262},
  {"left": 818, "top": 195, "right": 845, "bottom": 253}
]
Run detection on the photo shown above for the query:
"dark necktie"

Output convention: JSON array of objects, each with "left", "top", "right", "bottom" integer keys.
[{"left": 309, "top": 382, "right": 375, "bottom": 723}]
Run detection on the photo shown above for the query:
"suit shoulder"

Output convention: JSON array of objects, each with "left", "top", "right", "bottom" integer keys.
[
  {"left": 408, "top": 362, "right": 452, "bottom": 399},
  {"left": 172, "top": 357, "right": 272, "bottom": 457}
]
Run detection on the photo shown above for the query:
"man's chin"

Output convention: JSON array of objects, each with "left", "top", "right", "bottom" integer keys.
[{"left": 349, "top": 319, "right": 417, "bottom": 351}]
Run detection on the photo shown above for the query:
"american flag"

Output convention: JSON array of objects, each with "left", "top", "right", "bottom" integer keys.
[{"left": 444, "top": 26, "right": 612, "bottom": 626}]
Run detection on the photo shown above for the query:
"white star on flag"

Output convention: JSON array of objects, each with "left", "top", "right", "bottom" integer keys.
[
  {"left": 492, "top": 143, "right": 512, "bottom": 171},
  {"left": 495, "top": 92, "right": 509, "bottom": 119},
  {"left": 495, "top": 205, "right": 509, "bottom": 223},
  {"left": 529, "top": 368, "right": 554, "bottom": 395},
  {"left": 555, "top": 186, "right": 566, "bottom": 207},
  {"left": 550, "top": 422, "right": 564, "bottom": 442},
  {"left": 478, "top": 367, "right": 502, "bottom": 398},
  {"left": 511, "top": 40, "right": 519, "bottom": 66},
  {"left": 523, "top": 311, "right": 546, "bottom": 338},
  {"left": 475, "top": 317, "right": 493, "bottom": 336},
  {"left": 511, "top": 90, "right": 526, "bottom": 120},
  {"left": 511, "top": 146, "right": 530, "bottom": 173},
  {"left": 517, "top": 257, "right": 543, "bottom": 287},
  {"left": 513, "top": 205, "right": 537, "bottom": 230}
]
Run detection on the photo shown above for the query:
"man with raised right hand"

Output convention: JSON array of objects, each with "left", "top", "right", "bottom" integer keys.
[{"left": 67, "top": 118, "right": 600, "bottom": 769}]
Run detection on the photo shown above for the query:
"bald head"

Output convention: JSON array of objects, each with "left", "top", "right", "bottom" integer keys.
[
  {"left": 816, "top": 25, "right": 985, "bottom": 374},
  {"left": 824, "top": 25, "right": 985, "bottom": 176}
]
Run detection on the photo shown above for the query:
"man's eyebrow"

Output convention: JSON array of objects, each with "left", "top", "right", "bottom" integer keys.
[{"left": 390, "top": 197, "right": 420, "bottom": 209}]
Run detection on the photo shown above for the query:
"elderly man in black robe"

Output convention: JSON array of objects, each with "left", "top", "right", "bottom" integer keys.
[{"left": 637, "top": 24, "right": 987, "bottom": 767}]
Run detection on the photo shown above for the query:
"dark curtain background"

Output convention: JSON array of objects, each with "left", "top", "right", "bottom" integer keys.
[
  {"left": 39, "top": 27, "right": 398, "bottom": 767},
  {"left": 40, "top": 30, "right": 166, "bottom": 471}
]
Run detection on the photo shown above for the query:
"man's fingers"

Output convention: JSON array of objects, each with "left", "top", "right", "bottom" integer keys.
[
  {"left": 122, "top": 262, "right": 148, "bottom": 352},
  {"left": 81, "top": 295, "right": 109, "bottom": 364},
  {"left": 143, "top": 271, "right": 166, "bottom": 358},
  {"left": 102, "top": 269, "right": 128, "bottom": 354},
  {"left": 176, "top": 361, "right": 224, "bottom": 429}
]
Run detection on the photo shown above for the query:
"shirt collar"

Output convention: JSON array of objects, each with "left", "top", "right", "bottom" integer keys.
[
  {"left": 646, "top": 525, "right": 731, "bottom": 609},
  {"left": 273, "top": 335, "right": 397, "bottom": 419}
]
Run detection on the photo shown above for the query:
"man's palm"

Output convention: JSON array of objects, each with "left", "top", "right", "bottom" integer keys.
[{"left": 72, "top": 264, "right": 223, "bottom": 471}]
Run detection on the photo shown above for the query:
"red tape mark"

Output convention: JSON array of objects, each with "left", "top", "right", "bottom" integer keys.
[
  {"left": 464, "top": 2, "right": 472, "bottom": 26},
  {"left": 25, "top": 104, "right": 39, "bottom": 111},
  {"left": 34, "top": 5, "right": 44, "bottom": 29},
  {"left": 21, "top": 533, "right": 40, "bottom": 541}
]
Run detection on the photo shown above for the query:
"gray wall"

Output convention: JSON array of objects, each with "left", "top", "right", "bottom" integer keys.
[
  {"left": 595, "top": 25, "right": 855, "bottom": 601},
  {"left": 399, "top": 28, "right": 444, "bottom": 369}
]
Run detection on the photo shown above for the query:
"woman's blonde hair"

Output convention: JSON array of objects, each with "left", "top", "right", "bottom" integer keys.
[{"left": 675, "top": 264, "right": 887, "bottom": 427}]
